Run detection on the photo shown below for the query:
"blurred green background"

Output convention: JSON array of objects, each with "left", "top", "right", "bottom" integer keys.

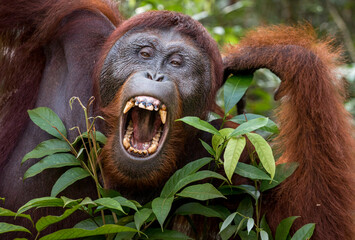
[{"left": 118, "top": 0, "right": 355, "bottom": 119}]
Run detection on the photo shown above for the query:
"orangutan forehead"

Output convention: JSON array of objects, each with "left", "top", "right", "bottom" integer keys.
[{"left": 119, "top": 27, "right": 207, "bottom": 55}]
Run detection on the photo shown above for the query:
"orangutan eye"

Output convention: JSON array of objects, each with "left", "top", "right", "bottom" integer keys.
[
  {"left": 139, "top": 47, "right": 153, "bottom": 59},
  {"left": 169, "top": 55, "right": 182, "bottom": 66}
]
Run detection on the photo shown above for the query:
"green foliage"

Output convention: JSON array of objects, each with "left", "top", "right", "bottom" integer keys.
[
  {"left": 28, "top": 107, "right": 67, "bottom": 139},
  {"left": 0, "top": 80, "right": 313, "bottom": 239},
  {"left": 0, "top": 223, "right": 31, "bottom": 235},
  {"left": 224, "top": 75, "right": 253, "bottom": 114}
]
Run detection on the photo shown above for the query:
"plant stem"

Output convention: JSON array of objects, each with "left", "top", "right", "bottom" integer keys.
[{"left": 53, "top": 126, "right": 77, "bottom": 156}]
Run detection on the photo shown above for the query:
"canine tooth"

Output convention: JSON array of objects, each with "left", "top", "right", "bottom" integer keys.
[
  {"left": 123, "top": 99, "right": 135, "bottom": 114},
  {"left": 123, "top": 137, "right": 130, "bottom": 149},
  {"left": 148, "top": 143, "right": 158, "bottom": 154},
  {"left": 159, "top": 109, "right": 167, "bottom": 124}
]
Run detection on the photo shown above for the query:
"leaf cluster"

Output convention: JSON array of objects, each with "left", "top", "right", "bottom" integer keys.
[{"left": 0, "top": 79, "right": 314, "bottom": 239}]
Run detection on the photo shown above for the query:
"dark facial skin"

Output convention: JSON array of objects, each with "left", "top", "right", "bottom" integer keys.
[
  {"left": 101, "top": 28, "right": 211, "bottom": 109},
  {"left": 99, "top": 28, "right": 212, "bottom": 193}
]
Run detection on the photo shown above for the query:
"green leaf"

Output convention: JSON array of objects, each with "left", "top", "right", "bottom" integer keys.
[
  {"left": 219, "top": 185, "right": 260, "bottom": 201},
  {"left": 144, "top": 228, "right": 192, "bottom": 240},
  {"left": 114, "top": 223, "right": 137, "bottom": 240},
  {"left": 247, "top": 218, "right": 254, "bottom": 234},
  {"left": 261, "top": 215, "right": 274, "bottom": 240},
  {"left": 113, "top": 196, "right": 138, "bottom": 212},
  {"left": 260, "top": 162, "right": 298, "bottom": 192},
  {"left": 39, "top": 224, "right": 138, "bottom": 240},
  {"left": 199, "top": 139, "right": 216, "bottom": 157},
  {"left": 170, "top": 171, "right": 227, "bottom": 198},
  {"left": 239, "top": 230, "right": 258, "bottom": 240},
  {"left": 176, "top": 117, "right": 220, "bottom": 136},
  {"left": 229, "top": 118, "right": 269, "bottom": 137},
  {"left": 134, "top": 208, "right": 153, "bottom": 231},
  {"left": 236, "top": 218, "right": 247, "bottom": 235},
  {"left": 212, "top": 128, "right": 234, "bottom": 150},
  {"left": 275, "top": 216, "right": 300, "bottom": 240},
  {"left": 152, "top": 197, "right": 174, "bottom": 229},
  {"left": 94, "top": 198, "right": 125, "bottom": 214},
  {"left": 260, "top": 230, "right": 269, "bottom": 240},
  {"left": 24, "top": 153, "right": 80, "bottom": 179},
  {"left": 0, "top": 222, "right": 31, "bottom": 234},
  {"left": 177, "top": 183, "right": 226, "bottom": 201},
  {"left": 224, "top": 75, "right": 252, "bottom": 114},
  {"left": 160, "top": 157, "right": 213, "bottom": 198},
  {"left": 22, "top": 139, "right": 71, "bottom": 164},
  {"left": 220, "top": 212, "right": 237, "bottom": 233},
  {"left": 235, "top": 162, "right": 272, "bottom": 181},
  {"left": 212, "top": 128, "right": 233, "bottom": 159},
  {"left": 51, "top": 168, "right": 90, "bottom": 197},
  {"left": 17, "top": 197, "right": 64, "bottom": 214},
  {"left": 36, "top": 205, "right": 81, "bottom": 232},
  {"left": 234, "top": 197, "right": 254, "bottom": 230},
  {"left": 61, "top": 196, "right": 82, "bottom": 208},
  {"left": 28, "top": 107, "right": 67, "bottom": 139},
  {"left": 224, "top": 136, "right": 246, "bottom": 182},
  {"left": 80, "top": 197, "right": 96, "bottom": 206},
  {"left": 291, "top": 223, "right": 315, "bottom": 240},
  {"left": 220, "top": 224, "right": 237, "bottom": 240},
  {"left": 230, "top": 114, "right": 279, "bottom": 134},
  {"left": 246, "top": 133, "right": 275, "bottom": 179},
  {"left": 0, "top": 208, "right": 32, "bottom": 223},
  {"left": 88, "top": 131, "right": 107, "bottom": 145},
  {"left": 72, "top": 131, "right": 107, "bottom": 145},
  {"left": 99, "top": 188, "right": 121, "bottom": 198},
  {"left": 74, "top": 215, "right": 115, "bottom": 230},
  {"left": 175, "top": 202, "right": 229, "bottom": 220}
]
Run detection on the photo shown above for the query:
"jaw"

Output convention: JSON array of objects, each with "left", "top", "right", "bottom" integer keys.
[
  {"left": 99, "top": 93, "right": 183, "bottom": 192},
  {"left": 99, "top": 74, "right": 187, "bottom": 193}
]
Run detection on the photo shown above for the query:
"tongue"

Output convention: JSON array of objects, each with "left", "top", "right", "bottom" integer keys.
[{"left": 131, "top": 108, "right": 161, "bottom": 149}]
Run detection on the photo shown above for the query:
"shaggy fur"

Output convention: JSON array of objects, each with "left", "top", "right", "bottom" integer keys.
[
  {"left": 0, "top": 0, "right": 120, "bottom": 167},
  {"left": 224, "top": 25, "right": 355, "bottom": 239},
  {"left": 0, "top": 1, "right": 354, "bottom": 239}
]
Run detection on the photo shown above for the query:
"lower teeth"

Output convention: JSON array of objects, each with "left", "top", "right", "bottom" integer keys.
[{"left": 123, "top": 121, "right": 161, "bottom": 156}]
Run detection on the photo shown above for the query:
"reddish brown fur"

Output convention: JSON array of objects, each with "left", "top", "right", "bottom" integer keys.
[
  {"left": 1, "top": 1, "right": 354, "bottom": 239},
  {"left": 99, "top": 79, "right": 186, "bottom": 192},
  {"left": 0, "top": 0, "right": 121, "bottom": 166},
  {"left": 224, "top": 25, "right": 355, "bottom": 239}
]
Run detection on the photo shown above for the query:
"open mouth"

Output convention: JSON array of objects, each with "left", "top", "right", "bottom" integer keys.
[{"left": 121, "top": 96, "right": 168, "bottom": 157}]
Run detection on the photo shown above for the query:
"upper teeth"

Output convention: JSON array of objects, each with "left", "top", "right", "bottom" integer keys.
[{"left": 123, "top": 96, "right": 167, "bottom": 124}]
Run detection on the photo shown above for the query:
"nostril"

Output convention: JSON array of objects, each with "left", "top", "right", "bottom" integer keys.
[
  {"left": 155, "top": 74, "right": 165, "bottom": 82},
  {"left": 156, "top": 76, "right": 164, "bottom": 82},
  {"left": 146, "top": 72, "right": 153, "bottom": 80}
]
